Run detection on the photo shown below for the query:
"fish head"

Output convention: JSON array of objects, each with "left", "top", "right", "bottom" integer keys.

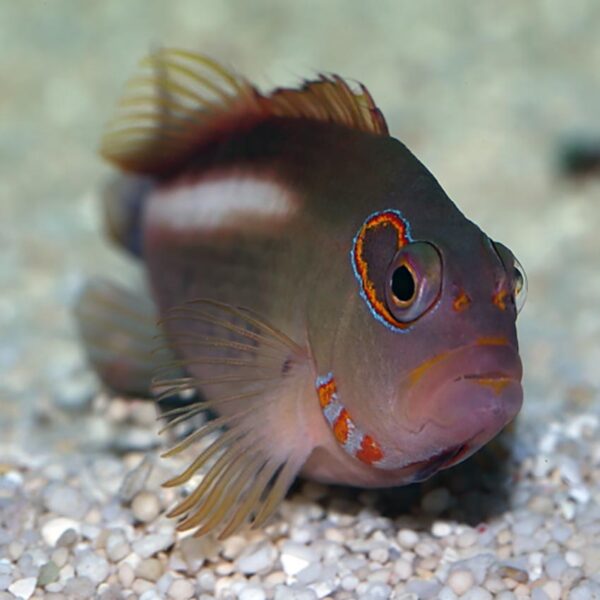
[{"left": 316, "top": 193, "right": 526, "bottom": 484}]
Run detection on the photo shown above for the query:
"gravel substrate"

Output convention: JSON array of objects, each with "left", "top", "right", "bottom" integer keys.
[
  {"left": 2, "top": 394, "right": 600, "bottom": 599},
  {"left": 3, "top": 2, "right": 600, "bottom": 599}
]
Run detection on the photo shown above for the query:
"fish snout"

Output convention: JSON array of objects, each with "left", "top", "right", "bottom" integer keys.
[{"left": 401, "top": 342, "right": 523, "bottom": 463}]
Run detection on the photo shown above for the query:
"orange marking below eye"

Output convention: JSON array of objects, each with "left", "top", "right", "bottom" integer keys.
[
  {"left": 493, "top": 289, "right": 509, "bottom": 310},
  {"left": 453, "top": 292, "right": 471, "bottom": 312},
  {"left": 356, "top": 434, "right": 384, "bottom": 464},
  {"left": 333, "top": 409, "right": 350, "bottom": 444}
]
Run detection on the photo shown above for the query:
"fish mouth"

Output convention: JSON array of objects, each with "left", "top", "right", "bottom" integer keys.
[{"left": 405, "top": 440, "right": 474, "bottom": 483}]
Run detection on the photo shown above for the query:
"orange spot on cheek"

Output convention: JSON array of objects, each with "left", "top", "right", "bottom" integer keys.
[
  {"left": 356, "top": 435, "right": 384, "bottom": 464},
  {"left": 493, "top": 289, "right": 509, "bottom": 310},
  {"left": 333, "top": 409, "right": 350, "bottom": 443},
  {"left": 453, "top": 292, "right": 471, "bottom": 312}
]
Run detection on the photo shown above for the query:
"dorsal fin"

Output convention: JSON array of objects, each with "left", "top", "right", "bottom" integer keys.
[{"left": 101, "top": 48, "right": 389, "bottom": 175}]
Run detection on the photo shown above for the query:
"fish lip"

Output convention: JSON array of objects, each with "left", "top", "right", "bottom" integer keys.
[
  {"left": 455, "top": 371, "right": 518, "bottom": 382},
  {"left": 403, "top": 435, "right": 478, "bottom": 482},
  {"left": 408, "top": 444, "right": 468, "bottom": 483}
]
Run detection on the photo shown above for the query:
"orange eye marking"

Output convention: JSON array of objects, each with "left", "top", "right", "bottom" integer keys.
[
  {"left": 493, "top": 289, "right": 509, "bottom": 310},
  {"left": 356, "top": 434, "right": 384, "bottom": 465},
  {"left": 453, "top": 291, "right": 471, "bottom": 312},
  {"left": 352, "top": 210, "right": 411, "bottom": 329},
  {"left": 333, "top": 409, "right": 350, "bottom": 444},
  {"left": 316, "top": 372, "right": 385, "bottom": 466}
]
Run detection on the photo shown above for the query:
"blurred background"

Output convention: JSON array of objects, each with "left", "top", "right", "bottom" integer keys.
[{"left": 1, "top": 0, "right": 599, "bottom": 450}]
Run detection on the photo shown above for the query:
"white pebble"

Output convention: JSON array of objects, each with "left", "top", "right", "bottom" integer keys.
[
  {"left": 136, "top": 558, "right": 164, "bottom": 582},
  {"left": 397, "top": 529, "right": 419, "bottom": 548},
  {"left": 133, "top": 533, "right": 175, "bottom": 559},
  {"left": 462, "top": 587, "right": 492, "bottom": 600},
  {"left": 447, "top": 569, "right": 475, "bottom": 595},
  {"left": 118, "top": 563, "right": 135, "bottom": 588},
  {"left": 131, "top": 491, "right": 161, "bottom": 523},
  {"left": 43, "top": 483, "right": 89, "bottom": 519},
  {"left": 393, "top": 558, "right": 413, "bottom": 580},
  {"left": 8, "top": 577, "right": 37, "bottom": 600},
  {"left": 432, "top": 521, "right": 452, "bottom": 537},
  {"left": 168, "top": 578, "right": 195, "bottom": 600},
  {"left": 238, "top": 586, "right": 266, "bottom": 600},
  {"left": 41, "top": 518, "right": 81, "bottom": 547},
  {"left": 105, "top": 530, "right": 130, "bottom": 563},
  {"left": 236, "top": 542, "right": 277, "bottom": 575},
  {"left": 280, "top": 542, "right": 319, "bottom": 576},
  {"left": 565, "top": 550, "right": 584, "bottom": 568},
  {"left": 75, "top": 550, "right": 110, "bottom": 585}
]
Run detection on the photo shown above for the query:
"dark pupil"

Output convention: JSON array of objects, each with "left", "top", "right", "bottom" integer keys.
[{"left": 391, "top": 265, "right": 415, "bottom": 302}]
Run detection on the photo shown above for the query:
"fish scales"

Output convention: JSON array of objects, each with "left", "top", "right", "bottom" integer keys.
[{"left": 77, "top": 48, "right": 526, "bottom": 537}]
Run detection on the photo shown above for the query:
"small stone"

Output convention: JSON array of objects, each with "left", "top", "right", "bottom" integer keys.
[
  {"left": 545, "top": 555, "right": 568, "bottom": 579},
  {"left": 118, "top": 456, "right": 153, "bottom": 502},
  {"left": 136, "top": 558, "right": 164, "bottom": 582},
  {"left": 432, "top": 521, "right": 452, "bottom": 537},
  {"left": 565, "top": 550, "right": 584, "bottom": 568},
  {"left": 37, "top": 561, "right": 60, "bottom": 587},
  {"left": 51, "top": 548, "right": 69, "bottom": 569},
  {"left": 74, "top": 550, "right": 110, "bottom": 585},
  {"left": 236, "top": 542, "right": 277, "bottom": 575},
  {"left": 280, "top": 541, "right": 319, "bottom": 576},
  {"left": 43, "top": 483, "right": 89, "bottom": 519},
  {"left": 41, "top": 518, "right": 81, "bottom": 547},
  {"left": 393, "top": 558, "right": 413, "bottom": 580},
  {"left": 168, "top": 578, "right": 195, "bottom": 600},
  {"left": 397, "top": 529, "right": 419, "bottom": 548},
  {"left": 63, "top": 576, "right": 95, "bottom": 599},
  {"left": 238, "top": 585, "right": 267, "bottom": 600},
  {"left": 131, "top": 491, "right": 161, "bottom": 523},
  {"left": 196, "top": 570, "right": 216, "bottom": 592},
  {"left": 118, "top": 563, "right": 135, "bottom": 589},
  {"left": 447, "top": 570, "right": 475, "bottom": 595},
  {"left": 363, "top": 582, "right": 392, "bottom": 599},
  {"left": 179, "top": 536, "right": 215, "bottom": 571},
  {"left": 8, "top": 540, "right": 25, "bottom": 561},
  {"left": 456, "top": 528, "right": 478, "bottom": 548},
  {"left": 8, "top": 577, "right": 37, "bottom": 600},
  {"left": 133, "top": 533, "right": 175, "bottom": 559},
  {"left": 105, "top": 530, "right": 131, "bottom": 563}
]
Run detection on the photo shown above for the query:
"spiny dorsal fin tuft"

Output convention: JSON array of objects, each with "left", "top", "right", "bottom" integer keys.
[{"left": 101, "top": 48, "right": 388, "bottom": 175}]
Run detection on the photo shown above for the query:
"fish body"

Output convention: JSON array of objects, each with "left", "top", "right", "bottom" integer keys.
[{"left": 79, "top": 50, "right": 526, "bottom": 536}]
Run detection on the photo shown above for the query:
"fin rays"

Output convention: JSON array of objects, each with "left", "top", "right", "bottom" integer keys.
[
  {"left": 101, "top": 47, "right": 387, "bottom": 174},
  {"left": 154, "top": 297, "right": 310, "bottom": 537}
]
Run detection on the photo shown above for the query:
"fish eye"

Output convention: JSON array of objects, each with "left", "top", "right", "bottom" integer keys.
[
  {"left": 391, "top": 264, "right": 416, "bottom": 304},
  {"left": 512, "top": 256, "right": 527, "bottom": 314},
  {"left": 492, "top": 241, "right": 528, "bottom": 314},
  {"left": 385, "top": 242, "right": 442, "bottom": 323}
]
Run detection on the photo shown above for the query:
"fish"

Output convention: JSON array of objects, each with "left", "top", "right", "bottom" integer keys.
[{"left": 75, "top": 48, "right": 527, "bottom": 538}]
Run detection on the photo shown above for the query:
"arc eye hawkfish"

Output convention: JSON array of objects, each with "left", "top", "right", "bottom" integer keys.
[{"left": 75, "top": 48, "right": 525, "bottom": 538}]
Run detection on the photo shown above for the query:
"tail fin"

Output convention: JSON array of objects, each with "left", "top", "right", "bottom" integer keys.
[{"left": 101, "top": 174, "right": 153, "bottom": 257}]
